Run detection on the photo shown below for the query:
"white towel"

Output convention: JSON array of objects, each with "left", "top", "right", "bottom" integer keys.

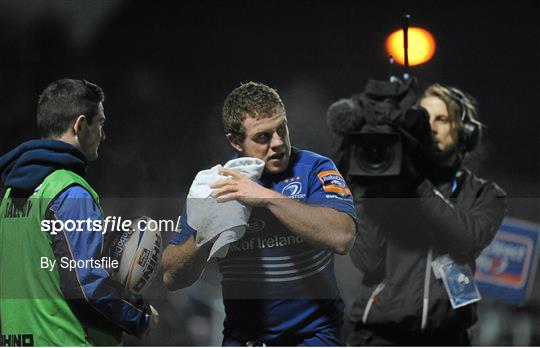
[{"left": 186, "top": 157, "right": 265, "bottom": 259}]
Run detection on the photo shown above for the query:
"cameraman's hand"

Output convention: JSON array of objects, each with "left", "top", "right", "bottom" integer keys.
[
  {"left": 400, "top": 154, "right": 424, "bottom": 192},
  {"left": 140, "top": 305, "right": 159, "bottom": 338}
]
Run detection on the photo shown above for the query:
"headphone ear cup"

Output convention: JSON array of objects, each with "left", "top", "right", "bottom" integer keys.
[
  {"left": 461, "top": 120, "right": 481, "bottom": 152},
  {"left": 447, "top": 86, "right": 481, "bottom": 153}
]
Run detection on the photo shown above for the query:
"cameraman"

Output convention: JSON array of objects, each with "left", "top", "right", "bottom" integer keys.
[{"left": 345, "top": 84, "right": 506, "bottom": 345}]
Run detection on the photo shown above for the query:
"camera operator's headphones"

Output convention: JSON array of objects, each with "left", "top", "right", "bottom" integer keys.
[{"left": 447, "top": 87, "right": 484, "bottom": 153}]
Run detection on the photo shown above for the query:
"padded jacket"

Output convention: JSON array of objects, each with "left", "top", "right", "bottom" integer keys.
[{"left": 348, "top": 166, "right": 506, "bottom": 337}]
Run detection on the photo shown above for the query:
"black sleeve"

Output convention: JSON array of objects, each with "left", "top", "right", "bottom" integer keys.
[
  {"left": 416, "top": 177, "right": 507, "bottom": 262},
  {"left": 349, "top": 185, "right": 387, "bottom": 281}
]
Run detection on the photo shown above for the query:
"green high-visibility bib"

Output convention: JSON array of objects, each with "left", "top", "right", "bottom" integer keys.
[{"left": 0, "top": 169, "right": 121, "bottom": 346}]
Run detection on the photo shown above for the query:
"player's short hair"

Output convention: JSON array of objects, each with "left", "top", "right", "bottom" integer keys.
[
  {"left": 222, "top": 82, "right": 285, "bottom": 140},
  {"left": 37, "top": 78, "right": 105, "bottom": 138}
]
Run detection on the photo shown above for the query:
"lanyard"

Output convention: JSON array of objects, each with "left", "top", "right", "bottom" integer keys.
[{"left": 450, "top": 170, "right": 464, "bottom": 197}]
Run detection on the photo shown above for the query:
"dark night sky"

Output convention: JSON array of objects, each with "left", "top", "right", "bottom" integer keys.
[{"left": 0, "top": 0, "right": 539, "bottom": 220}]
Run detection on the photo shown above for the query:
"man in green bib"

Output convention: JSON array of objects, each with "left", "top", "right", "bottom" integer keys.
[{"left": 0, "top": 79, "right": 158, "bottom": 346}]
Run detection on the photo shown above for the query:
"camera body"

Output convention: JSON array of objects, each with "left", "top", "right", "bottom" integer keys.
[{"left": 328, "top": 77, "right": 432, "bottom": 177}]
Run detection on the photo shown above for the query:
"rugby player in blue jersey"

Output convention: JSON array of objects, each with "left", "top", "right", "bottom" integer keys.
[{"left": 163, "top": 82, "right": 356, "bottom": 346}]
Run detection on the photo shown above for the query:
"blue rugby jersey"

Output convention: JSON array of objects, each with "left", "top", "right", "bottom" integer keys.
[{"left": 170, "top": 148, "right": 356, "bottom": 343}]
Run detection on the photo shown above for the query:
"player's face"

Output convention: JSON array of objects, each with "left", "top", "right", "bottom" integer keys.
[
  {"left": 79, "top": 103, "right": 106, "bottom": 161},
  {"left": 231, "top": 108, "right": 291, "bottom": 175},
  {"left": 420, "top": 96, "right": 456, "bottom": 153}
]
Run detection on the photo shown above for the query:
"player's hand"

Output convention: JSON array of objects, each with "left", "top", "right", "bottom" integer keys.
[
  {"left": 210, "top": 168, "right": 281, "bottom": 207},
  {"left": 140, "top": 305, "right": 159, "bottom": 338}
]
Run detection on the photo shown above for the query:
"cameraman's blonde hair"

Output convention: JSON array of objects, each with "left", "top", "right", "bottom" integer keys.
[{"left": 422, "top": 84, "right": 478, "bottom": 152}]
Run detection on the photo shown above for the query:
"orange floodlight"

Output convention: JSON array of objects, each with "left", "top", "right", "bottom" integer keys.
[{"left": 386, "top": 27, "right": 436, "bottom": 66}]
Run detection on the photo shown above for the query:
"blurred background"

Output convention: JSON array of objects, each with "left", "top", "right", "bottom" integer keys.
[{"left": 0, "top": 0, "right": 538, "bottom": 345}]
